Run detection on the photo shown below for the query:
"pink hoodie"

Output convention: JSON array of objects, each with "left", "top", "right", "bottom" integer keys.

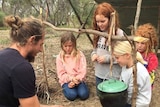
[{"left": 56, "top": 51, "right": 87, "bottom": 86}]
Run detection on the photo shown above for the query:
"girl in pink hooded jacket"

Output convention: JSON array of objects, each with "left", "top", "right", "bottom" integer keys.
[{"left": 56, "top": 32, "right": 89, "bottom": 101}]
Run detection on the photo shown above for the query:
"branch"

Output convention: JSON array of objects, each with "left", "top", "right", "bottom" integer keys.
[
  {"left": 134, "top": 0, "right": 142, "bottom": 30},
  {"left": 43, "top": 21, "right": 134, "bottom": 41},
  {"left": 132, "top": 0, "right": 142, "bottom": 106}
]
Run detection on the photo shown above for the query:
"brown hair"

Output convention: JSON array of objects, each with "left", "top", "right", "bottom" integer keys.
[
  {"left": 135, "top": 23, "right": 158, "bottom": 56},
  {"left": 4, "top": 15, "right": 44, "bottom": 46},
  {"left": 60, "top": 32, "right": 80, "bottom": 63},
  {"left": 92, "top": 2, "right": 120, "bottom": 48}
]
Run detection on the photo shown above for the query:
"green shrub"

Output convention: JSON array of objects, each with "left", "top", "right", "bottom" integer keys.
[
  {"left": 0, "top": 38, "right": 10, "bottom": 45},
  {"left": 0, "top": 12, "right": 6, "bottom": 27}
]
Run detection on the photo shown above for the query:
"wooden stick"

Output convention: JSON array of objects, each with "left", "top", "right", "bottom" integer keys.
[
  {"left": 132, "top": 0, "right": 143, "bottom": 106},
  {"left": 134, "top": 0, "right": 142, "bottom": 30},
  {"left": 43, "top": 21, "right": 135, "bottom": 40}
]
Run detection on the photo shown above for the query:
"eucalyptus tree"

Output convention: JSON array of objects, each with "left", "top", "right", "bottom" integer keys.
[
  {"left": 68, "top": 0, "right": 95, "bottom": 28},
  {"left": 1, "top": 0, "right": 38, "bottom": 17},
  {"left": 0, "top": 0, "right": 95, "bottom": 26}
]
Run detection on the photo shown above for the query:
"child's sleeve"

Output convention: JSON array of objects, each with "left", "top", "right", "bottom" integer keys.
[
  {"left": 56, "top": 55, "right": 71, "bottom": 85},
  {"left": 75, "top": 51, "right": 87, "bottom": 81},
  {"left": 147, "top": 54, "right": 158, "bottom": 73}
]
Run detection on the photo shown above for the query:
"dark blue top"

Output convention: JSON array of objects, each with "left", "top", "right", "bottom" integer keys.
[{"left": 0, "top": 48, "right": 35, "bottom": 107}]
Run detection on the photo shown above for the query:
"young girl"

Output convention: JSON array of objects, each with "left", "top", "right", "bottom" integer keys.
[
  {"left": 91, "top": 2, "right": 124, "bottom": 88},
  {"left": 56, "top": 32, "right": 89, "bottom": 101},
  {"left": 134, "top": 23, "right": 159, "bottom": 87},
  {"left": 113, "top": 41, "right": 152, "bottom": 107}
]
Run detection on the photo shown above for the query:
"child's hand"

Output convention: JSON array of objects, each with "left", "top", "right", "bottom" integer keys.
[
  {"left": 68, "top": 81, "right": 75, "bottom": 88},
  {"left": 97, "top": 56, "right": 106, "bottom": 63},
  {"left": 91, "top": 54, "right": 98, "bottom": 62},
  {"left": 72, "top": 77, "right": 80, "bottom": 85}
]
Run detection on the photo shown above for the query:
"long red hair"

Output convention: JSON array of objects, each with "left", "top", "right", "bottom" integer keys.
[{"left": 92, "top": 2, "right": 120, "bottom": 48}]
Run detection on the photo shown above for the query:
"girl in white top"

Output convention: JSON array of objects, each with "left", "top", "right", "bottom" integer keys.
[{"left": 113, "top": 41, "right": 151, "bottom": 107}]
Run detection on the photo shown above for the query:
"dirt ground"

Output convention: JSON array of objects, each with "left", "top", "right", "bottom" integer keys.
[{"left": 0, "top": 30, "right": 160, "bottom": 107}]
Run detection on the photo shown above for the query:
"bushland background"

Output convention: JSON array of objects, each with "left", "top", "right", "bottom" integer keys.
[{"left": 0, "top": 0, "right": 160, "bottom": 107}]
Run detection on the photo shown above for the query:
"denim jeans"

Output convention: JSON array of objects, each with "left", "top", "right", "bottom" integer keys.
[
  {"left": 96, "top": 76, "right": 103, "bottom": 87},
  {"left": 125, "top": 103, "right": 131, "bottom": 107},
  {"left": 62, "top": 82, "right": 89, "bottom": 101}
]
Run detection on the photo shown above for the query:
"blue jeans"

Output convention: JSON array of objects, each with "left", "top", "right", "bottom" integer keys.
[
  {"left": 96, "top": 76, "right": 103, "bottom": 87},
  {"left": 62, "top": 82, "right": 89, "bottom": 101},
  {"left": 125, "top": 104, "right": 131, "bottom": 107}
]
